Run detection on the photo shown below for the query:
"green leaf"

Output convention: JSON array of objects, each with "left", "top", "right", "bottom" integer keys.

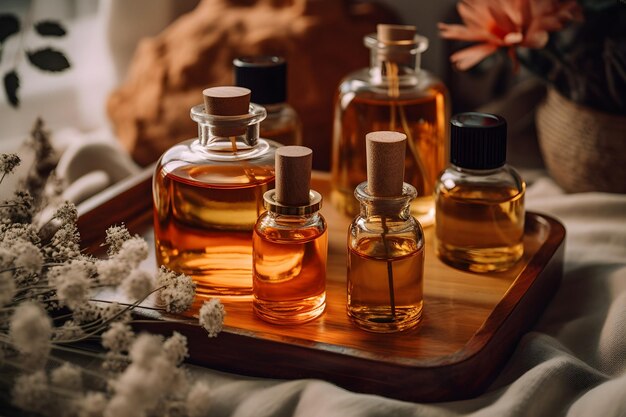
[
  {"left": 3, "top": 70, "right": 19, "bottom": 108},
  {"left": 26, "top": 48, "right": 71, "bottom": 72},
  {"left": 34, "top": 20, "right": 67, "bottom": 37},
  {"left": 0, "top": 14, "right": 20, "bottom": 44}
]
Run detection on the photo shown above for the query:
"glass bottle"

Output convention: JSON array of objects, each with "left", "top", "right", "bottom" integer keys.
[
  {"left": 153, "top": 86, "right": 281, "bottom": 298},
  {"left": 253, "top": 146, "right": 327, "bottom": 324},
  {"left": 331, "top": 24, "right": 450, "bottom": 227},
  {"left": 347, "top": 131, "right": 425, "bottom": 333},
  {"left": 435, "top": 112, "right": 526, "bottom": 273},
  {"left": 234, "top": 56, "right": 302, "bottom": 146}
]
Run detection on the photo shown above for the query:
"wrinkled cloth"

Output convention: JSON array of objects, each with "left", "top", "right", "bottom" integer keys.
[{"left": 186, "top": 177, "right": 626, "bottom": 417}]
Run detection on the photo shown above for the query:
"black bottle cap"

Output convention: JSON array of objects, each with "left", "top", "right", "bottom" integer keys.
[
  {"left": 233, "top": 56, "right": 287, "bottom": 105},
  {"left": 450, "top": 112, "right": 507, "bottom": 169}
]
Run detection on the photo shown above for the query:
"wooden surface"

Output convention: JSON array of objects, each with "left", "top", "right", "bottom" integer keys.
[{"left": 78, "top": 170, "right": 566, "bottom": 402}]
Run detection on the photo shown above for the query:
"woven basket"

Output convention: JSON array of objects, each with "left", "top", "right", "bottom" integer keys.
[{"left": 536, "top": 88, "right": 626, "bottom": 193}]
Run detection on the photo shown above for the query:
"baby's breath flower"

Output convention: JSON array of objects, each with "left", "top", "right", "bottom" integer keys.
[
  {"left": 53, "top": 320, "right": 86, "bottom": 341},
  {"left": 0, "top": 222, "right": 40, "bottom": 246},
  {"left": 102, "top": 322, "right": 134, "bottom": 353},
  {"left": 78, "top": 392, "right": 108, "bottom": 417},
  {"left": 163, "top": 332, "right": 188, "bottom": 365},
  {"left": 186, "top": 381, "right": 212, "bottom": 417},
  {"left": 157, "top": 267, "right": 196, "bottom": 314},
  {"left": 0, "top": 270, "right": 16, "bottom": 307},
  {"left": 51, "top": 362, "right": 83, "bottom": 391},
  {"left": 53, "top": 201, "right": 78, "bottom": 224},
  {"left": 103, "top": 224, "right": 132, "bottom": 257},
  {"left": 102, "top": 351, "right": 130, "bottom": 374},
  {"left": 72, "top": 302, "right": 101, "bottom": 324},
  {"left": 198, "top": 299, "right": 225, "bottom": 338},
  {"left": 51, "top": 263, "right": 91, "bottom": 309},
  {"left": 122, "top": 269, "right": 153, "bottom": 300},
  {"left": 129, "top": 333, "right": 163, "bottom": 368},
  {"left": 13, "top": 239, "right": 44, "bottom": 275},
  {"left": 9, "top": 301, "right": 52, "bottom": 364},
  {"left": 12, "top": 370, "right": 51, "bottom": 414},
  {"left": 96, "top": 258, "right": 127, "bottom": 286},
  {"left": 115, "top": 237, "right": 148, "bottom": 268},
  {"left": 3, "top": 190, "right": 34, "bottom": 223},
  {"left": 0, "top": 153, "right": 21, "bottom": 175},
  {"left": 45, "top": 222, "right": 81, "bottom": 262}
]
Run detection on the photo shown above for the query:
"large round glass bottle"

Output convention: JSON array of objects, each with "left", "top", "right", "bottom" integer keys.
[
  {"left": 153, "top": 87, "right": 281, "bottom": 298},
  {"left": 331, "top": 24, "right": 450, "bottom": 227}
]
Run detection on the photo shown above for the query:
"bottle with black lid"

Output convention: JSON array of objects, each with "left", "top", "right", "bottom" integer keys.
[
  {"left": 435, "top": 112, "right": 526, "bottom": 272},
  {"left": 234, "top": 56, "right": 302, "bottom": 146}
]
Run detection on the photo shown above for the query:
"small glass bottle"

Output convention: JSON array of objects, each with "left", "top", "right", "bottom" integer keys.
[
  {"left": 435, "top": 112, "right": 526, "bottom": 273},
  {"left": 234, "top": 56, "right": 302, "bottom": 146},
  {"left": 331, "top": 24, "right": 450, "bottom": 227},
  {"left": 253, "top": 146, "right": 327, "bottom": 324},
  {"left": 153, "top": 86, "right": 281, "bottom": 298},
  {"left": 347, "top": 131, "right": 425, "bottom": 333}
]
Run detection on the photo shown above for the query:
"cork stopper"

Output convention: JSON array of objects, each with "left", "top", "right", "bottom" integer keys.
[
  {"left": 366, "top": 131, "right": 406, "bottom": 197},
  {"left": 377, "top": 24, "right": 416, "bottom": 44},
  {"left": 202, "top": 86, "right": 251, "bottom": 136},
  {"left": 275, "top": 146, "right": 313, "bottom": 206}
]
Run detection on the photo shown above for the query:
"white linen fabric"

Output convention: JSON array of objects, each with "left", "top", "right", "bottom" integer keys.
[{"left": 183, "top": 176, "right": 626, "bottom": 417}]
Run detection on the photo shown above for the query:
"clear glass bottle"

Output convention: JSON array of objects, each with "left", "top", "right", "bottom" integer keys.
[
  {"left": 234, "top": 56, "right": 302, "bottom": 146},
  {"left": 347, "top": 131, "right": 425, "bottom": 333},
  {"left": 153, "top": 86, "right": 281, "bottom": 298},
  {"left": 331, "top": 24, "right": 450, "bottom": 227},
  {"left": 435, "top": 112, "right": 526, "bottom": 273},
  {"left": 253, "top": 147, "right": 327, "bottom": 324}
]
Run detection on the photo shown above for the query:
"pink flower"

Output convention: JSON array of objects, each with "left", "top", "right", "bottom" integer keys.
[{"left": 439, "top": 0, "right": 582, "bottom": 70}]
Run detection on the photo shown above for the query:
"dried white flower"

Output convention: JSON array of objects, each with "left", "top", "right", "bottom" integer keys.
[
  {"left": 102, "top": 322, "right": 134, "bottom": 353},
  {"left": 186, "top": 381, "right": 212, "bottom": 417},
  {"left": 13, "top": 239, "right": 44, "bottom": 275},
  {"left": 102, "top": 351, "right": 131, "bottom": 374},
  {"left": 122, "top": 269, "right": 153, "bottom": 300},
  {"left": 53, "top": 320, "right": 86, "bottom": 341},
  {"left": 0, "top": 153, "right": 20, "bottom": 175},
  {"left": 157, "top": 267, "right": 196, "bottom": 314},
  {"left": 163, "top": 331, "right": 188, "bottom": 365},
  {"left": 51, "top": 262, "right": 91, "bottom": 309},
  {"left": 46, "top": 222, "right": 81, "bottom": 261},
  {"left": 115, "top": 237, "right": 148, "bottom": 268},
  {"left": 12, "top": 370, "right": 51, "bottom": 414},
  {"left": 96, "top": 258, "right": 127, "bottom": 286},
  {"left": 51, "top": 362, "right": 83, "bottom": 391},
  {"left": 0, "top": 270, "right": 16, "bottom": 307},
  {"left": 129, "top": 333, "right": 163, "bottom": 369},
  {"left": 78, "top": 392, "right": 108, "bottom": 417},
  {"left": 198, "top": 299, "right": 225, "bottom": 338},
  {"left": 9, "top": 301, "right": 52, "bottom": 364},
  {"left": 53, "top": 201, "right": 78, "bottom": 224},
  {"left": 104, "top": 224, "right": 132, "bottom": 257}
]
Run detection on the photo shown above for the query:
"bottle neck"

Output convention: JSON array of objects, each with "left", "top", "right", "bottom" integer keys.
[
  {"left": 451, "top": 163, "right": 505, "bottom": 176},
  {"left": 355, "top": 182, "right": 416, "bottom": 220},
  {"left": 190, "top": 102, "right": 266, "bottom": 149},
  {"left": 364, "top": 33, "right": 428, "bottom": 84}
]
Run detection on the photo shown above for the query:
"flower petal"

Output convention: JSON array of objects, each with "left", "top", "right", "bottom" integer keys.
[
  {"left": 450, "top": 43, "right": 499, "bottom": 70},
  {"left": 438, "top": 23, "right": 491, "bottom": 42}
]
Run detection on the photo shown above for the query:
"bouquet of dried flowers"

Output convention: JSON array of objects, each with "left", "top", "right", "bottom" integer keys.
[
  {"left": 439, "top": 0, "right": 626, "bottom": 115},
  {"left": 0, "top": 120, "right": 225, "bottom": 417}
]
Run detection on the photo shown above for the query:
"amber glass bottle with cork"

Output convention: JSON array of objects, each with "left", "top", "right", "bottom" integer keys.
[
  {"left": 153, "top": 86, "right": 281, "bottom": 298},
  {"left": 347, "top": 131, "right": 425, "bottom": 333},
  {"left": 435, "top": 113, "right": 526, "bottom": 273},
  {"left": 252, "top": 146, "right": 327, "bottom": 324},
  {"left": 331, "top": 24, "right": 450, "bottom": 227},
  {"left": 234, "top": 56, "right": 302, "bottom": 147}
]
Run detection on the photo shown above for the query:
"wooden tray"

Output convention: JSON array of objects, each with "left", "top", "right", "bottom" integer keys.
[{"left": 77, "top": 170, "right": 565, "bottom": 402}]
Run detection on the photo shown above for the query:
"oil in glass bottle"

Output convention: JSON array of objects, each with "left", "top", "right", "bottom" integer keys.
[
  {"left": 347, "top": 131, "right": 425, "bottom": 333},
  {"left": 234, "top": 56, "right": 302, "bottom": 146},
  {"left": 253, "top": 146, "right": 327, "bottom": 324},
  {"left": 331, "top": 24, "right": 450, "bottom": 227},
  {"left": 153, "top": 86, "right": 281, "bottom": 298},
  {"left": 435, "top": 113, "right": 525, "bottom": 273}
]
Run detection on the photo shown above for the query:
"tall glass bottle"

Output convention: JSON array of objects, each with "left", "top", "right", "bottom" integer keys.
[
  {"left": 347, "top": 131, "right": 425, "bottom": 333},
  {"left": 234, "top": 56, "right": 302, "bottom": 146},
  {"left": 253, "top": 146, "right": 327, "bottom": 324},
  {"left": 435, "top": 113, "right": 525, "bottom": 272},
  {"left": 331, "top": 24, "right": 450, "bottom": 227},
  {"left": 153, "top": 86, "right": 281, "bottom": 298}
]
